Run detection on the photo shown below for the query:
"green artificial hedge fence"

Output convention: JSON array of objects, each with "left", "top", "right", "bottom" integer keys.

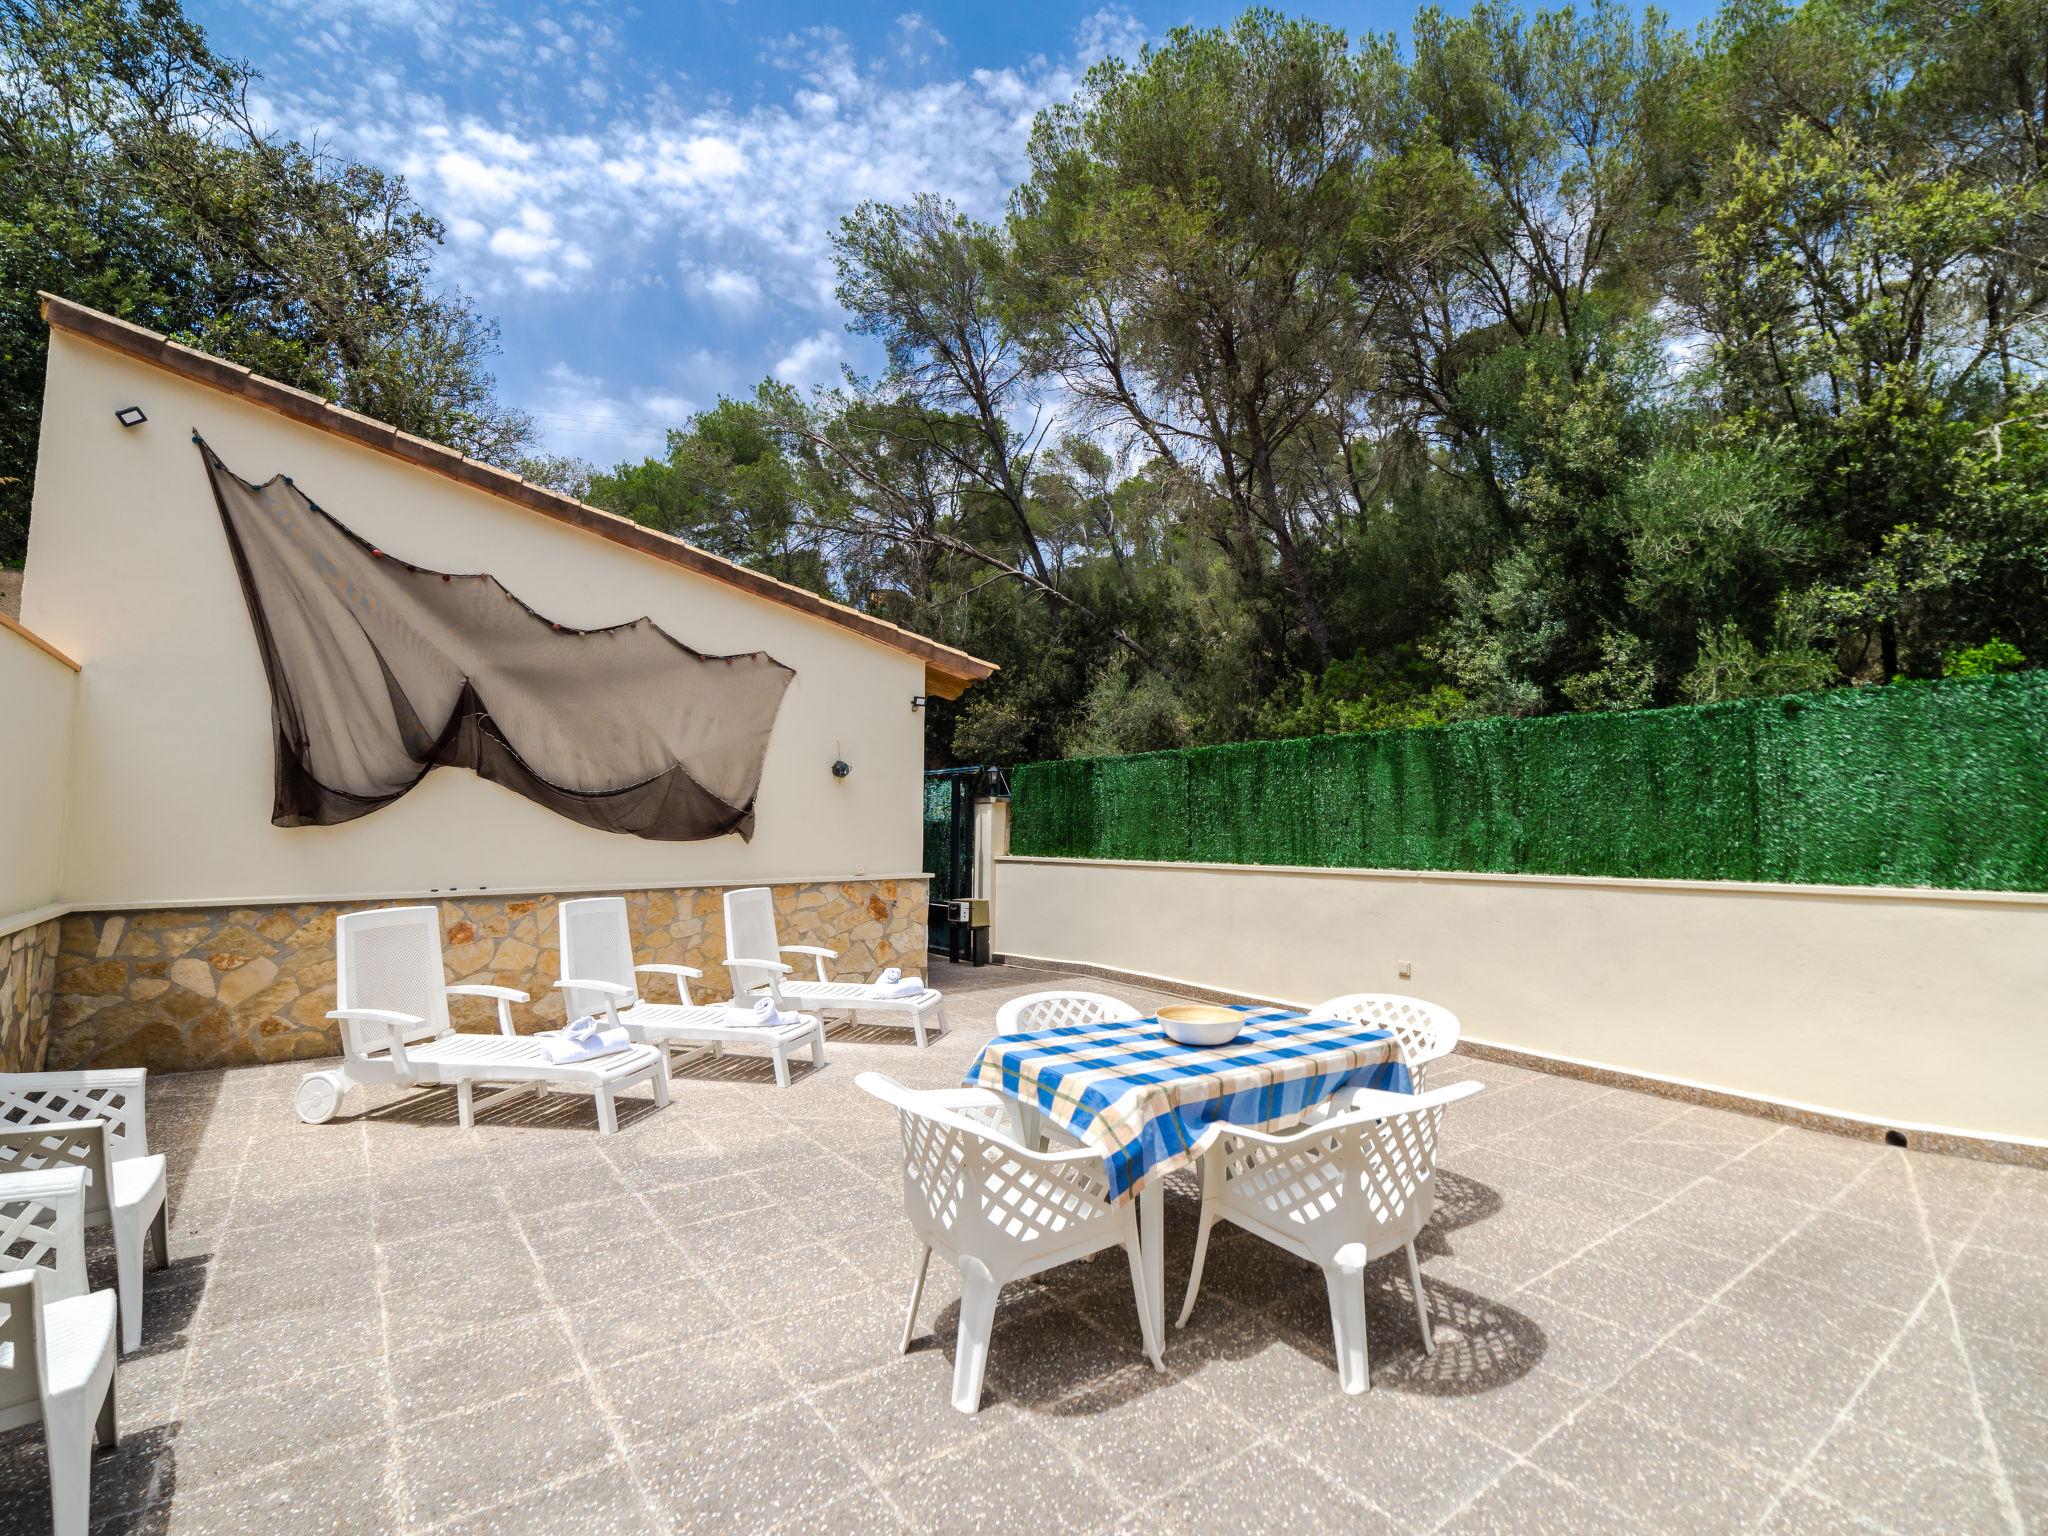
[{"left": 1009, "top": 671, "right": 2048, "bottom": 892}]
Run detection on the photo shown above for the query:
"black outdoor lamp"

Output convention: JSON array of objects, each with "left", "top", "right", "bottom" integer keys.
[{"left": 115, "top": 405, "right": 148, "bottom": 427}]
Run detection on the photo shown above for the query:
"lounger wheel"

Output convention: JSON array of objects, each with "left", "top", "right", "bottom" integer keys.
[{"left": 295, "top": 1071, "right": 344, "bottom": 1125}]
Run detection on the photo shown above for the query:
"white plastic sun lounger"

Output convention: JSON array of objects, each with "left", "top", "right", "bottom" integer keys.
[
  {"left": 557, "top": 897, "right": 827, "bottom": 1089},
  {"left": 294, "top": 905, "right": 668, "bottom": 1133},
  {"left": 722, "top": 887, "right": 948, "bottom": 1048}
]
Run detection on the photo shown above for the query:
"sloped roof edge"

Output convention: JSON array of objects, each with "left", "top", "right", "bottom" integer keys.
[{"left": 40, "top": 293, "right": 995, "bottom": 697}]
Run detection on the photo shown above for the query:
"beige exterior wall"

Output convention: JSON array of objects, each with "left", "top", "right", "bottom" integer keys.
[
  {"left": 993, "top": 855, "right": 2048, "bottom": 1145},
  {"left": 0, "top": 620, "right": 76, "bottom": 919},
  {"left": 23, "top": 329, "right": 928, "bottom": 911}
]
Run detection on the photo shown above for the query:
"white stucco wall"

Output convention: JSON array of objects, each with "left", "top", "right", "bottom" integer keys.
[
  {"left": 0, "top": 619, "right": 77, "bottom": 921},
  {"left": 22, "top": 329, "right": 929, "bottom": 908},
  {"left": 993, "top": 855, "right": 2048, "bottom": 1145}
]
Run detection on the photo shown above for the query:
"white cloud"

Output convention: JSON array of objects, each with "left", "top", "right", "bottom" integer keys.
[
  {"left": 245, "top": 9, "right": 1151, "bottom": 453},
  {"left": 692, "top": 267, "right": 764, "bottom": 313},
  {"left": 772, "top": 329, "right": 847, "bottom": 389}
]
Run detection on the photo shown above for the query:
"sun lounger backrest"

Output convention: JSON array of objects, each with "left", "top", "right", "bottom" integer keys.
[
  {"left": 559, "top": 897, "right": 638, "bottom": 1016},
  {"left": 722, "top": 886, "right": 779, "bottom": 968},
  {"left": 336, "top": 906, "right": 452, "bottom": 1055}
]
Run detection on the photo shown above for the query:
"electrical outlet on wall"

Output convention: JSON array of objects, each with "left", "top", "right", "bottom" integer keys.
[{"left": 1398, "top": 960, "right": 1412, "bottom": 978}]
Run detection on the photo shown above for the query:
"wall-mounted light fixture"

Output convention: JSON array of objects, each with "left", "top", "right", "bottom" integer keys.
[
  {"left": 115, "top": 405, "right": 148, "bottom": 428},
  {"left": 831, "top": 759, "right": 851, "bottom": 779},
  {"left": 910, "top": 695, "right": 929, "bottom": 712}
]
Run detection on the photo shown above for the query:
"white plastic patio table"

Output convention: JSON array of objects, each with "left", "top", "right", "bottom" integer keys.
[{"left": 963, "top": 1008, "right": 1413, "bottom": 1341}]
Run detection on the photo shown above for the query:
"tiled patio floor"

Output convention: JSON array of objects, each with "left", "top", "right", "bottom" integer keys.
[{"left": 4, "top": 960, "right": 2045, "bottom": 1534}]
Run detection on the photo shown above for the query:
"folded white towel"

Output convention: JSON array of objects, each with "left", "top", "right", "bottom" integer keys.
[
  {"left": 537, "top": 1016, "right": 633, "bottom": 1063},
  {"left": 725, "top": 996, "right": 790, "bottom": 1030},
  {"left": 868, "top": 971, "right": 924, "bottom": 999}
]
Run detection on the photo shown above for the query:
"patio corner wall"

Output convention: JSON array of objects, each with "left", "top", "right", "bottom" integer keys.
[
  {"left": 0, "top": 611, "right": 78, "bottom": 1072},
  {"left": 46, "top": 878, "right": 927, "bottom": 1073},
  {"left": 990, "top": 855, "right": 2048, "bottom": 1152}
]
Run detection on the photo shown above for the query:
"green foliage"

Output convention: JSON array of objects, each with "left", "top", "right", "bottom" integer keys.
[
  {"left": 1256, "top": 647, "right": 1468, "bottom": 737},
  {"left": 1945, "top": 638, "right": 2026, "bottom": 679},
  {"left": 1014, "top": 672, "right": 2048, "bottom": 892},
  {"left": 0, "top": 0, "right": 531, "bottom": 565}
]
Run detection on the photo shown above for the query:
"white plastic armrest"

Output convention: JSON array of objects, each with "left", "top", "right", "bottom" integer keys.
[
  {"left": 327, "top": 1008, "right": 427, "bottom": 1074},
  {"left": 445, "top": 984, "right": 528, "bottom": 1037},
  {"left": 727, "top": 956, "right": 794, "bottom": 976},
  {"left": 554, "top": 978, "right": 629, "bottom": 1028},
  {"left": 633, "top": 963, "right": 701, "bottom": 1003},
  {"left": 445, "top": 984, "right": 530, "bottom": 1002},
  {"left": 0, "top": 1068, "right": 147, "bottom": 1091},
  {"left": 556, "top": 979, "right": 631, "bottom": 998},
  {"left": 326, "top": 1008, "right": 427, "bottom": 1026},
  {"left": 779, "top": 944, "right": 835, "bottom": 981},
  {"left": 919, "top": 1087, "right": 1008, "bottom": 1113}
]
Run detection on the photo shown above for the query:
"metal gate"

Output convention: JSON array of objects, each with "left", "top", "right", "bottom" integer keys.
[{"left": 923, "top": 766, "right": 1003, "bottom": 962}]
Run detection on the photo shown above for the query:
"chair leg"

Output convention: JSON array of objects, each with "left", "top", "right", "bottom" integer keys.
[
  {"left": 1406, "top": 1241, "right": 1434, "bottom": 1355},
  {"left": 110, "top": 1208, "right": 143, "bottom": 1354},
  {"left": 951, "top": 1256, "right": 1000, "bottom": 1414},
  {"left": 95, "top": 1374, "right": 117, "bottom": 1450},
  {"left": 772, "top": 1044, "right": 791, "bottom": 1089},
  {"left": 900, "top": 1244, "right": 932, "bottom": 1354},
  {"left": 810, "top": 1023, "right": 828, "bottom": 1069},
  {"left": 149, "top": 1199, "right": 169, "bottom": 1271},
  {"left": 1122, "top": 1234, "right": 1166, "bottom": 1372},
  {"left": 1325, "top": 1250, "right": 1371, "bottom": 1394},
  {"left": 44, "top": 1414, "right": 89, "bottom": 1536},
  {"left": 1176, "top": 1203, "right": 1218, "bottom": 1329},
  {"left": 649, "top": 1064, "right": 670, "bottom": 1110},
  {"left": 456, "top": 1080, "right": 475, "bottom": 1130},
  {"left": 911, "top": 1005, "right": 928, "bottom": 1050},
  {"left": 597, "top": 1086, "right": 619, "bottom": 1135}
]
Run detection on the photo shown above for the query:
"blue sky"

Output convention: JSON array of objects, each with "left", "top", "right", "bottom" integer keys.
[{"left": 196, "top": 0, "right": 1722, "bottom": 466}]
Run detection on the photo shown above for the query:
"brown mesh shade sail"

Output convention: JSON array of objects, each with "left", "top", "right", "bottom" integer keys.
[{"left": 198, "top": 438, "right": 795, "bottom": 842}]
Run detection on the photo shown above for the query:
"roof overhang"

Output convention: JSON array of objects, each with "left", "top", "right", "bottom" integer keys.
[{"left": 40, "top": 294, "right": 997, "bottom": 698}]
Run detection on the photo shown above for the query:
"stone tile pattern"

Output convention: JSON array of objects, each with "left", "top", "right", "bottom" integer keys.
[
  {"left": 2, "top": 959, "right": 2041, "bottom": 1535},
  {"left": 0, "top": 916, "right": 58, "bottom": 1073},
  {"left": 47, "top": 879, "right": 927, "bottom": 1074}
]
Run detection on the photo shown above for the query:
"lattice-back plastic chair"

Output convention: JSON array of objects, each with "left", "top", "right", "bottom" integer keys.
[
  {"left": 857, "top": 1071, "right": 1164, "bottom": 1413},
  {"left": 990, "top": 991, "right": 1141, "bottom": 1148},
  {"left": 0, "top": 1072, "right": 168, "bottom": 1354},
  {"left": 724, "top": 887, "right": 947, "bottom": 1046},
  {"left": 993, "top": 990, "right": 1140, "bottom": 1035},
  {"left": 1309, "top": 994, "right": 1462, "bottom": 1091},
  {"left": 1177, "top": 1079, "right": 1484, "bottom": 1393},
  {"left": 0, "top": 1168, "right": 119, "bottom": 1536},
  {"left": 558, "top": 896, "right": 826, "bottom": 1088},
  {"left": 299, "top": 905, "right": 668, "bottom": 1133}
]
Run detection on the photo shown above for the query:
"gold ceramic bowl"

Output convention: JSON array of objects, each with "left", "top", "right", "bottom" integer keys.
[{"left": 1156, "top": 1003, "right": 1245, "bottom": 1047}]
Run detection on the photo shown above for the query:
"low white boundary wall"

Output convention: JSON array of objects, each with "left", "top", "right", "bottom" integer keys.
[
  {"left": 993, "top": 855, "right": 2048, "bottom": 1147},
  {"left": 0, "top": 614, "right": 77, "bottom": 923}
]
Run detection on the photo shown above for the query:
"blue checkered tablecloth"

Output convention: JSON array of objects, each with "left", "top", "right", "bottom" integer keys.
[{"left": 964, "top": 1007, "right": 1412, "bottom": 1201}]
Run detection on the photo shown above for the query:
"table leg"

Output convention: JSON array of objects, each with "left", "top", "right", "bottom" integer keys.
[{"left": 1139, "top": 1183, "right": 1165, "bottom": 1348}]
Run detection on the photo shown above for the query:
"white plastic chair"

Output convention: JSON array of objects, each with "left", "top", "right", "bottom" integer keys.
[
  {"left": 724, "top": 887, "right": 948, "bottom": 1047},
  {"left": 1308, "top": 994, "right": 1462, "bottom": 1091},
  {"left": 0, "top": 1167, "right": 119, "bottom": 1536},
  {"left": 295, "top": 905, "right": 669, "bottom": 1133},
  {"left": 991, "top": 991, "right": 1141, "bottom": 1148},
  {"left": 857, "top": 1071, "right": 1164, "bottom": 1414},
  {"left": 993, "top": 990, "right": 1141, "bottom": 1036},
  {"left": 0, "top": 1070, "right": 167, "bottom": 1354},
  {"left": 557, "top": 896, "right": 827, "bottom": 1088},
  {"left": 1177, "top": 1079, "right": 1484, "bottom": 1393}
]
